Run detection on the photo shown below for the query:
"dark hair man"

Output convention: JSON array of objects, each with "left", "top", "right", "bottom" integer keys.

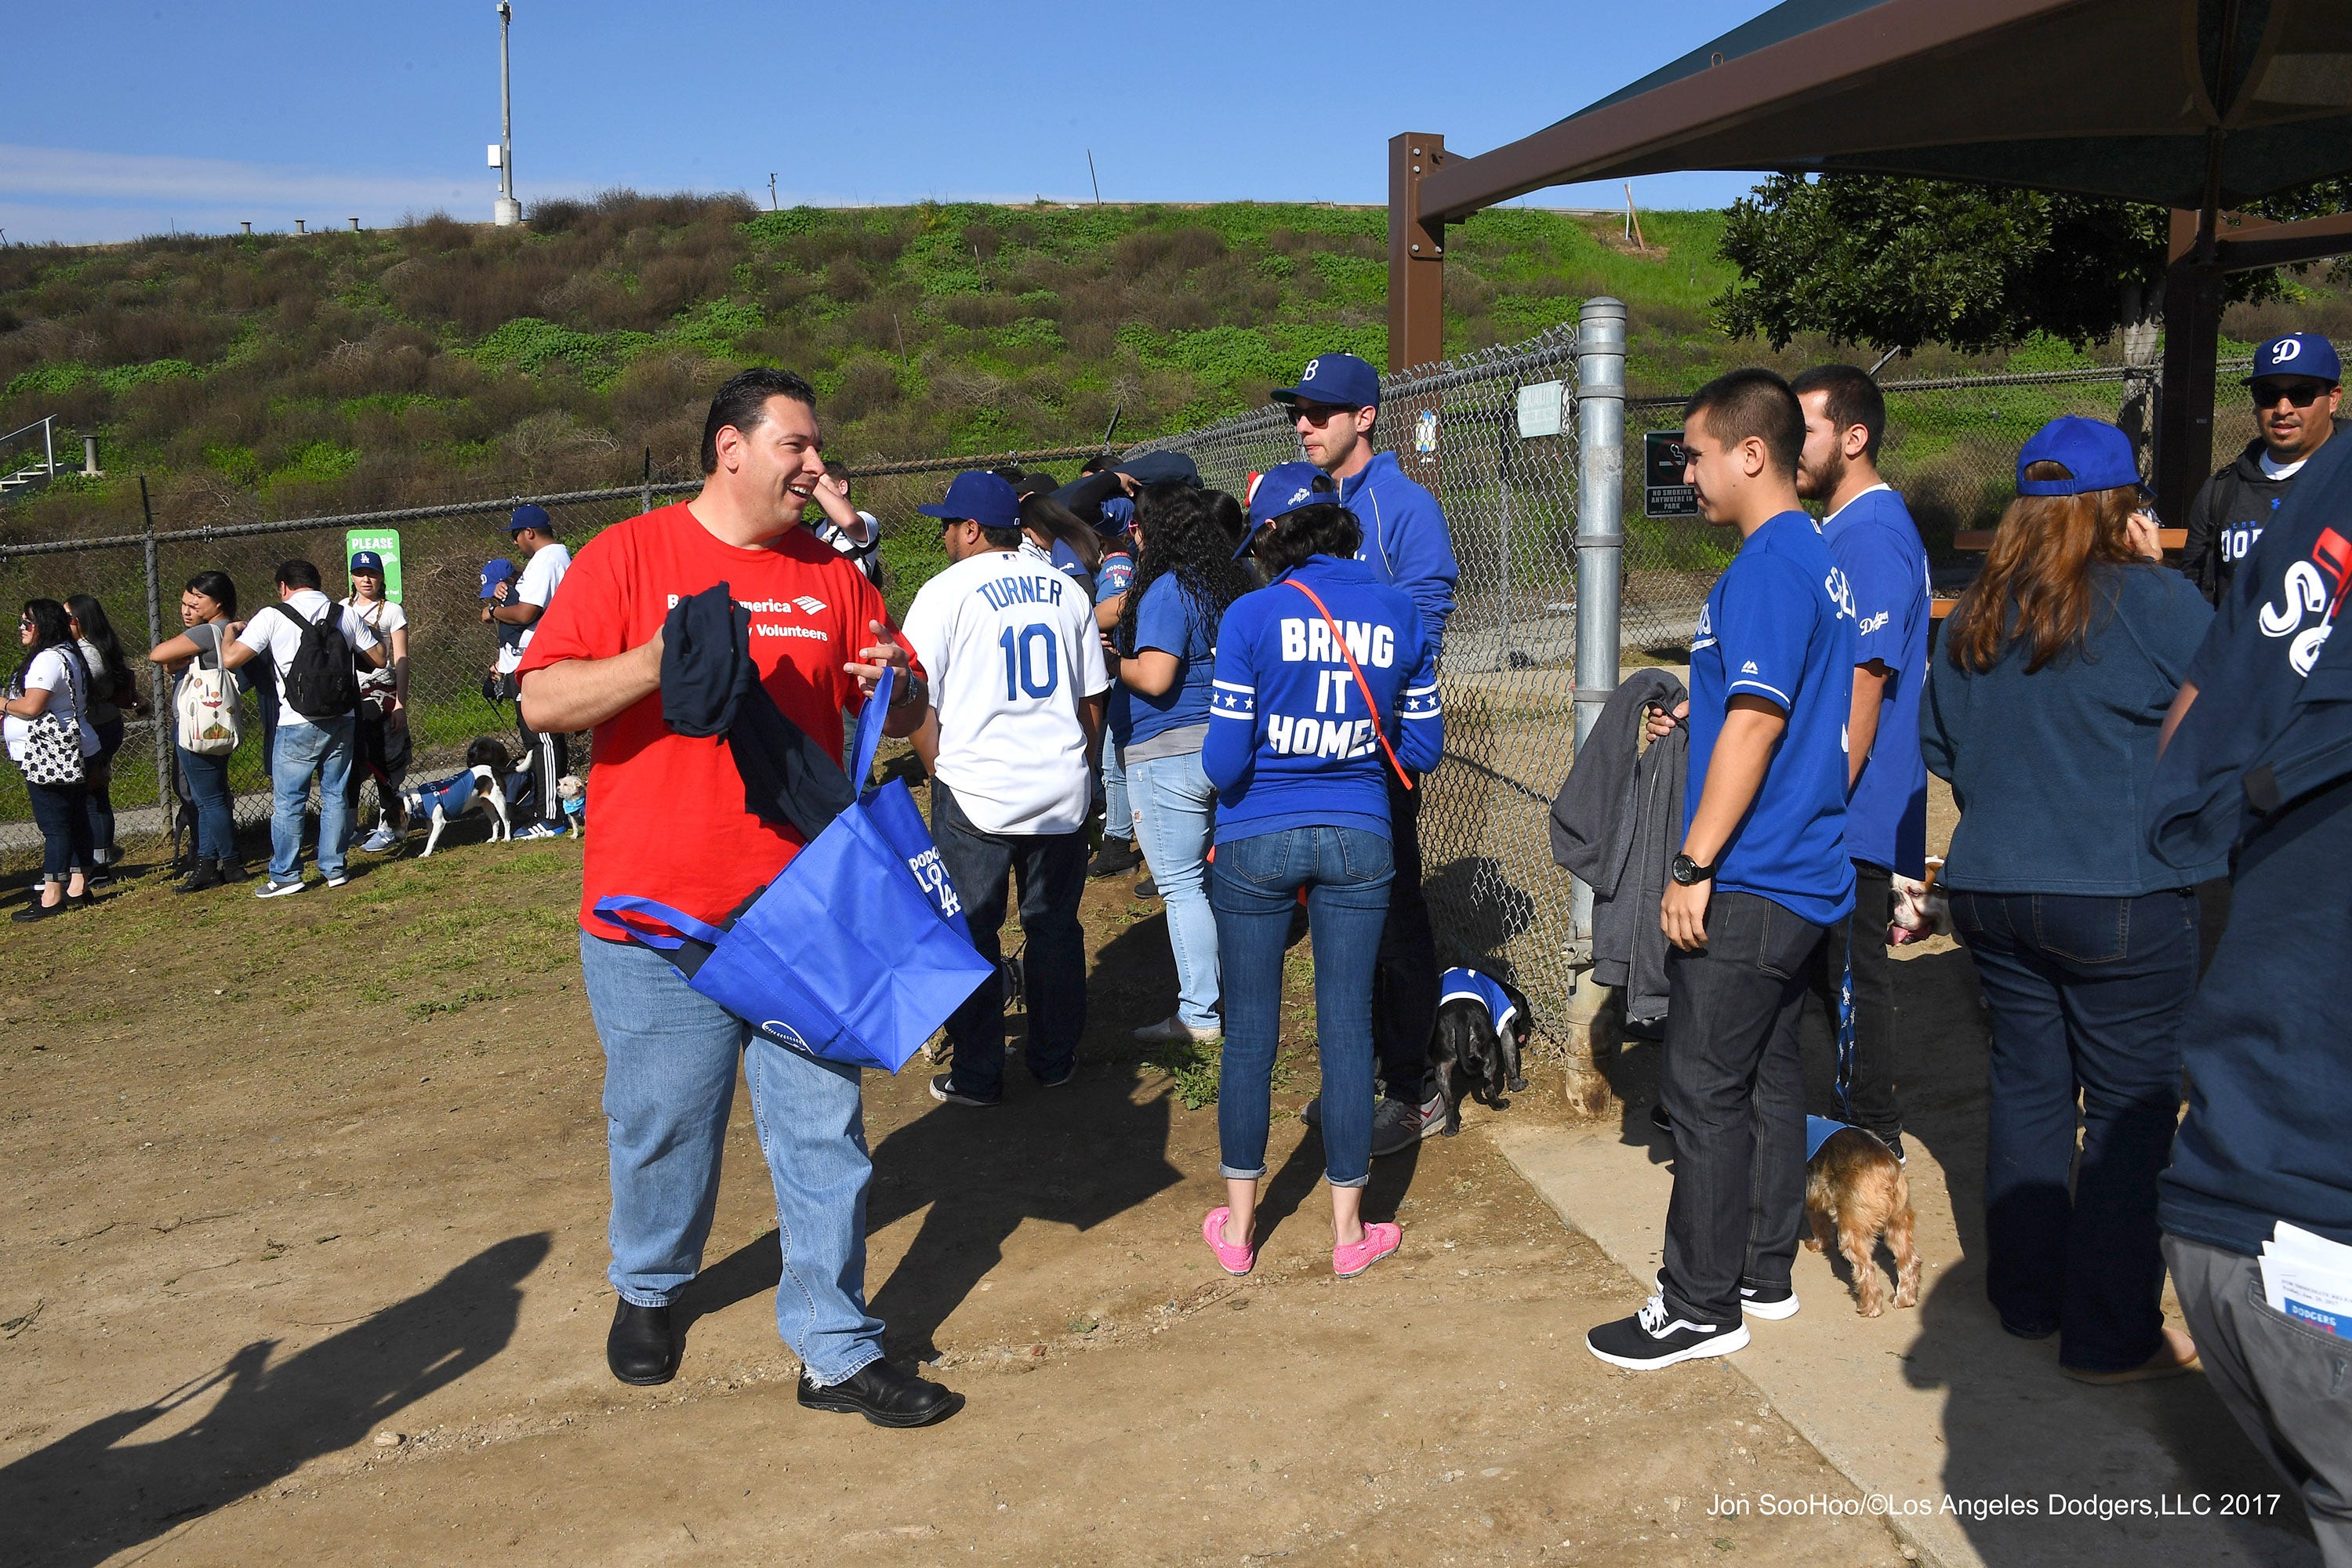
[
  {"left": 2150, "top": 430, "right": 2352, "bottom": 1559},
  {"left": 517, "top": 366, "right": 959, "bottom": 1428},
  {"left": 220, "top": 558, "right": 387, "bottom": 897},
  {"left": 2184, "top": 332, "right": 2343, "bottom": 604},
  {"left": 488, "top": 503, "right": 572, "bottom": 839},
  {"left": 900, "top": 470, "right": 1111, "bottom": 1106},
  {"left": 1791, "top": 363, "right": 1930, "bottom": 1160},
  {"left": 1272, "top": 351, "right": 1461, "bottom": 1156},
  {"left": 1588, "top": 368, "right": 1859, "bottom": 1371}
]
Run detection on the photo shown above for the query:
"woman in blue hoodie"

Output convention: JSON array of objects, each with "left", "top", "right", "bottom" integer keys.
[{"left": 1200, "top": 463, "right": 1443, "bottom": 1280}]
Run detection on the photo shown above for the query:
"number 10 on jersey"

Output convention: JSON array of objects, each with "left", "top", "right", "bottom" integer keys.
[{"left": 999, "top": 622, "right": 1060, "bottom": 699}]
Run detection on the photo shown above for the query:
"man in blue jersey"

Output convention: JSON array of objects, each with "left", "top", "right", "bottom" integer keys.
[
  {"left": 1588, "top": 369, "right": 1857, "bottom": 1371},
  {"left": 1792, "top": 364, "right": 1930, "bottom": 1159},
  {"left": 1276, "top": 351, "right": 1461, "bottom": 1154}
]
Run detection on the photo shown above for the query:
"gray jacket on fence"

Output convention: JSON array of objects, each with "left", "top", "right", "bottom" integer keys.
[{"left": 1547, "top": 667, "right": 1688, "bottom": 1025}]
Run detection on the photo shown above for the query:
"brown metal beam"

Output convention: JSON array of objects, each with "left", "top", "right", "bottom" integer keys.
[
  {"left": 1417, "top": 0, "right": 2085, "bottom": 222},
  {"left": 2155, "top": 208, "right": 2226, "bottom": 528},
  {"left": 1388, "top": 132, "right": 1447, "bottom": 372},
  {"left": 2210, "top": 209, "right": 2352, "bottom": 272}
]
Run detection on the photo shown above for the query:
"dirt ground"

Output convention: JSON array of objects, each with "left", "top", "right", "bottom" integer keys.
[{"left": 2, "top": 774, "right": 1927, "bottom": 1568}]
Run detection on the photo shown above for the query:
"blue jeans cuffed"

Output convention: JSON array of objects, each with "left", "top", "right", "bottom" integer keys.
[{"left": 1127, "top": 749, "right": 1220, "bottom": 1032}]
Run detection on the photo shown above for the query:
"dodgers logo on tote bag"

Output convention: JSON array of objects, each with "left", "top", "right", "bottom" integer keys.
[{"left": 597, "top": 668, "right": 989, "bottom": 1072}]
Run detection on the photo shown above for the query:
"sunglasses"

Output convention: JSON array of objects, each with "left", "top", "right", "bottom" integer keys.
[
  {"left": 1291, "top": 402, "right": 1357, "bottom": 426},
  {"left": 2252, "top": 380, "right": 2332, "bottom": 408}
]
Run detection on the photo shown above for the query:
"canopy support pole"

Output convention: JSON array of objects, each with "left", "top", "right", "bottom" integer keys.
[
  {"left": 2155, "top": 209, "right": 2224, "bottom": 528},
  {"left": 1388, "top": 132, "right": 1449, "bottom": 372}
]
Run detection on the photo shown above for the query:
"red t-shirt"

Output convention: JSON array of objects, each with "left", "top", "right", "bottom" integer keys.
[{"left": 517, "top": 503, "right": 916, "bottom": 942}]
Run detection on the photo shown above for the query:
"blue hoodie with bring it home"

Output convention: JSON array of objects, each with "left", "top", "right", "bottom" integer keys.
[
  {"left": 1338, "top": 451, "right": 1459, "bottom": 659},
  {"left": 1203, "top": 554, "right": 1443, "bottom": 846}
]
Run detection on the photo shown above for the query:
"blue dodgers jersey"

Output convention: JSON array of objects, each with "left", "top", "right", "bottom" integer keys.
[
  {"left": 1439, "top": 967, "right": 1518, "bottom": 1039},
  {"left": 1821, "top": 488, "right": 1931, "bottom": 876},
  {"left": 1686, "top": 510, "right": 1858, "bottom": 926}
]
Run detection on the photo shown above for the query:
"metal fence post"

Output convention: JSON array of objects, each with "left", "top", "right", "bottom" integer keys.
[
  {"left": 139, "top": 476, "right": 172, "bottom": 863},
  {"left": 1569, "top": 299, "right": 1627, "bottom": 966}
]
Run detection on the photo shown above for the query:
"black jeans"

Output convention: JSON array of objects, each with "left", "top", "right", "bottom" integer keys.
[
  {"left": 930, "top": 779, "right": 1090, "bottom": 1098},
  {"left": 27, "top": 780, "right": 94, "bottom": 883},
  {"left": 1371, "top": 767, "right": 1441, "bottom": 1105},
  {"left": 1800, "top": 859, "right": 1904, "bottom": 1142},
  {"left": 1661, "top": 890, "right": 1829, "bottom": 1326},
  {"left": 347, "top": 707, "right": 412, "bottom": 822},
  {"left": 1951, "top": 887, "right": 2197, "bottom": 1373}
]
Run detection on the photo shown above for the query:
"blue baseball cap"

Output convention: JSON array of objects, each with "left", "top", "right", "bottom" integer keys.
[
  {"left": 505, "top": 503, "right": 551, "bottom": 534},
  {"left": 1097, "top": 495, "right": 1136, "bottom": 536},
  {"left": 1234, "top": 461, "right": 1340, "bottom": 558},
  {"left": 2016, "top": 417, "right": 2147, "bottom": 497},
  {"left": 349, "top": 550, "right": 385, "bottom": 575},
  {"left": 915, "top": 470, "right": 1023, "bottom": 532},
  {"left": 479, "top": 557, "right": 519, "bottom": 598},
  {"left": 1272, "top": 351, "right": 1380, "bottom": 410},
  {"left": 2246, "top": 332, "right": 2342, "bottom": 385}
]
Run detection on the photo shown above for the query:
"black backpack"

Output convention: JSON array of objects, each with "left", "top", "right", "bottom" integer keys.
[{"left": 270, "top": 601, "right": 360, "bottom": 720}]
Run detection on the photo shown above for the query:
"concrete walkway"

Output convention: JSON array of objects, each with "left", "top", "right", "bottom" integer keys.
[{"left": 1492, "top": 943, "right": 2322, "bottom": 1568}]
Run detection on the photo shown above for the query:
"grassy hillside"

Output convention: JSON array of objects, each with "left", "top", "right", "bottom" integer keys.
[{"left": 5, "top": 191, "right": 2347, "bottom": 539}]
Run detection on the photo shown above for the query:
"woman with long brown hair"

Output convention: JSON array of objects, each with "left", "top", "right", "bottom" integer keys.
[{"left": 1922, "top": 416, "right": 2220, "bottom": 1384}]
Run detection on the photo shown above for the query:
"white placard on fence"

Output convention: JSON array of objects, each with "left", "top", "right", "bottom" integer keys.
[{"left": 1516, "top": 380, "right": 1566, "bottom": 439}]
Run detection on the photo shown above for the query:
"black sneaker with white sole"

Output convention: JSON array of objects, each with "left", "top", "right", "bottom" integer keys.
[
  {"left": 927, "top": 1073, "right": 1000, "bottom": 1107},
  {"left": 1586, "top": 1294, "right": 1750, "bottom": 1370}
]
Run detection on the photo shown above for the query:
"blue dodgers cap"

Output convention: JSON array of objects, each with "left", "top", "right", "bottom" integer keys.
[
  {"left": 1112, "top": 450, "right": 1202, "bottom": 488},
  {"left": 915, "top": 470, "right": 1023, "bottom": 532},
  {"left": 1097, "top": 495, "right": 1137, "bottom": 536},
  {"left": 2246, "top": 332, "right": 2343, "bottom": 385},
  {"left": 479, "top": 557, "right": 518, "bottom": 598},
  {"left": 1272, "top": 351, "right": 1380, "bottom": 410},
  {"left": 349, "top": 550, "right": 385, "bottom": 575},
  {"left": 506, "top": 503, "right": 551, "bottom": 534},
  {"left": 1234, "top": 460, "right": 1339, "bottom": 558},
  {"left": 2016, "top": 416, "right": 2147, "bottom": 496}
]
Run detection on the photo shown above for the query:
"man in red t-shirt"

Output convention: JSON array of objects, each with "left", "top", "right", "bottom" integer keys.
[{"left": 518, "top": 367, "right": 960, "bottom": 1428}]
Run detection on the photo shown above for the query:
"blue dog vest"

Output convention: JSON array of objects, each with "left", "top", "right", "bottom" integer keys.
[{"left": 1439, "top": 967, "right": 1517, "bottom": 1042}]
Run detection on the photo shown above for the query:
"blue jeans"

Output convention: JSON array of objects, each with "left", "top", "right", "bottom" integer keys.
[
  {"left": 179, "top": 746, "right": 237, "bottom": 862},
  {"left": 267, "top": 715, "right": 354, "bottom": 884},
  {"left": 1127, "top": 749, "right": 1220, "bottom": 1033},
  {"left": 1211, "top": 826, "right": 1392, "bottom": 1189},
  {"left": 579, "top": 932, "right": 883, "bottom": 1385},
  {"left": 26, "top": 781, "right": 93, "bottom": 883},
  {"left": 1102, "top": 742, "right": 1131, "bottom": 843},
  {"left": 1951, "top": 887, "right": 2198, "bottom": 1374}
]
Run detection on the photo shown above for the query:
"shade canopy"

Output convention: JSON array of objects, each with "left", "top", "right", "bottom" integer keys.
[{"left": 1421, "top": 0, "right": 2352, "bottom": 221}]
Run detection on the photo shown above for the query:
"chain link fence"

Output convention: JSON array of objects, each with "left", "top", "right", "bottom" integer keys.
[{"left": 0, "top": 337, "right": 2230, "bottom": 1051}]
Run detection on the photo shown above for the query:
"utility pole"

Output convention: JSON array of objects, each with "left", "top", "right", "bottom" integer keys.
[
  {"left": 1087, "top": 150, "right": 1102, "bottom": 205},
  {"left": 769, "top": 172, "right": 779, "bottom": 212},
  {"left": 492, "top": 2, "right": 521, "bottom": 227}
]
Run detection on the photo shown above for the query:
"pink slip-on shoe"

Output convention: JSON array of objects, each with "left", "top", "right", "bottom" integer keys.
[
  {"left": 1203, "top": 1207, "right": 1255, "bottom": 1276},
  {"left": 1334, "top": 1221, "right": 1401, "bottom": 1278}
]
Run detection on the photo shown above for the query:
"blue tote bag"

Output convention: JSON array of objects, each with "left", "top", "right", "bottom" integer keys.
[{"left": 596, "top": 669, "right": 990, "bottom": 1072}]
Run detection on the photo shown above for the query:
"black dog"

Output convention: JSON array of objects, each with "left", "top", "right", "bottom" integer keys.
[{"left": 1430, "top": 968, "right": 1534, "bottom": 1137}]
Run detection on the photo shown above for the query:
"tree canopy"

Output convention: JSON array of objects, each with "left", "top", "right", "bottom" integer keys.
[{"left": 1711, "top": 172, "right": 2319, "bottom": 355}]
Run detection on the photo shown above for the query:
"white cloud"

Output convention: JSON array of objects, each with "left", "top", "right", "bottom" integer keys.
[{"left": 0, "top": 143, "right": 477, "bottom": 211}]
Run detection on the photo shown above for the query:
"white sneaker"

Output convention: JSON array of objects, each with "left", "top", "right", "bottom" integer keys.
[
  {"left": 324, "top": 873, "right": 349, "bottom": 888},
  {"left": 1132, "top": 1014, "right": 1220, "bottom": 1045},
  {"left": 359, "top": 826, "right": 398, "bottom": 854}
]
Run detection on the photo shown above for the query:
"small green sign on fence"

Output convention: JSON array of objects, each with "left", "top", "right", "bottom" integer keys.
[{"left": 344, "top": 528, "right": 403, "bottom": 602}]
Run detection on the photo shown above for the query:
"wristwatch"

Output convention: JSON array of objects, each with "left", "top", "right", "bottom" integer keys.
[{"left": 1669, "top": 851, "right": 1719, "bottom": 886}]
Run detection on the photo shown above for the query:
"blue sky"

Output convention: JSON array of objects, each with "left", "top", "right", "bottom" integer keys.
[{"left": 3, "top": 1, "right": 1780, "bottom": 244}]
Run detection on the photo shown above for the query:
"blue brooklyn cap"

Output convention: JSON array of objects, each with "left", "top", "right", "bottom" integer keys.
[
  {"left": 1235, "top": 461, "right": 1339, "bottom": 558},
  {"left": 505, "top": 503, "right": 551, "bottom": 534},
  {"left": 349, "top": 550, "right": 385, "bottom": 575},
  {"left": 916, "top": 470, "right": 1023, "bottom": 532},
  {"left": 479, "top": 557, "right": 518, "bottom": 598},
  {"left": 1097, "top": 495, "right": 1136, "bottom": 536},
  {"left": 2246, "top": 332, "right": 2342, "bottom": 385},
  {"left": 1272, "top": 351, "right": 1380, "bottom": 410},
  {"left": 2016, "top": 417, "right": 2146, "bottom": 497}
]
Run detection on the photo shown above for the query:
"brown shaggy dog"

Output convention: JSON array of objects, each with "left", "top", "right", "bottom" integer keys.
[{"left": 1804, "top": 1127, "right": 1923, "bottom": 1316}]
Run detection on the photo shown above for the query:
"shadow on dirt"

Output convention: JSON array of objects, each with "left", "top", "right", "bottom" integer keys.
[{"left": 0, "top": 1232, "right": 550, "bottom": 1568}]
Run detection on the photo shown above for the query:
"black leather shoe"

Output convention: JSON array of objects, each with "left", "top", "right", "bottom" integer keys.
[
  {"left": 606, "top": 1300, "right": 678, "bottom": 1386},
  {"left": 797, "top": 1358, "right": 964, "bottom": 1428}
]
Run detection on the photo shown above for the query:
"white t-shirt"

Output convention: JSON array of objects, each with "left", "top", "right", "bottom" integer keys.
[
  {"left": 514, "top": 542, "right": 572, "bottom": 651},
  {"left": 341, "top": 597, "right": 408, "bottom": 702},
  {"left": 2259, "top": 450, "right": 2310, "bottom": 481},
  {"left": 235, "top": 589, "right": 380, "bottom": 730},
  {"left": 5, "top": 646, "right": 99, "bottom": 764},
  {"left": 898, "top": 547, "right": 1110, "bottom": 835}
]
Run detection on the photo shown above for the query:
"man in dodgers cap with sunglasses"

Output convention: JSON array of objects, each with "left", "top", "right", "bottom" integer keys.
[
  {"left": 1271, "top": 351, "right": 1460, "bottom": 1156},
  {"left": 2185, "top": 332, "right": 2344, "bottom": 605}
]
